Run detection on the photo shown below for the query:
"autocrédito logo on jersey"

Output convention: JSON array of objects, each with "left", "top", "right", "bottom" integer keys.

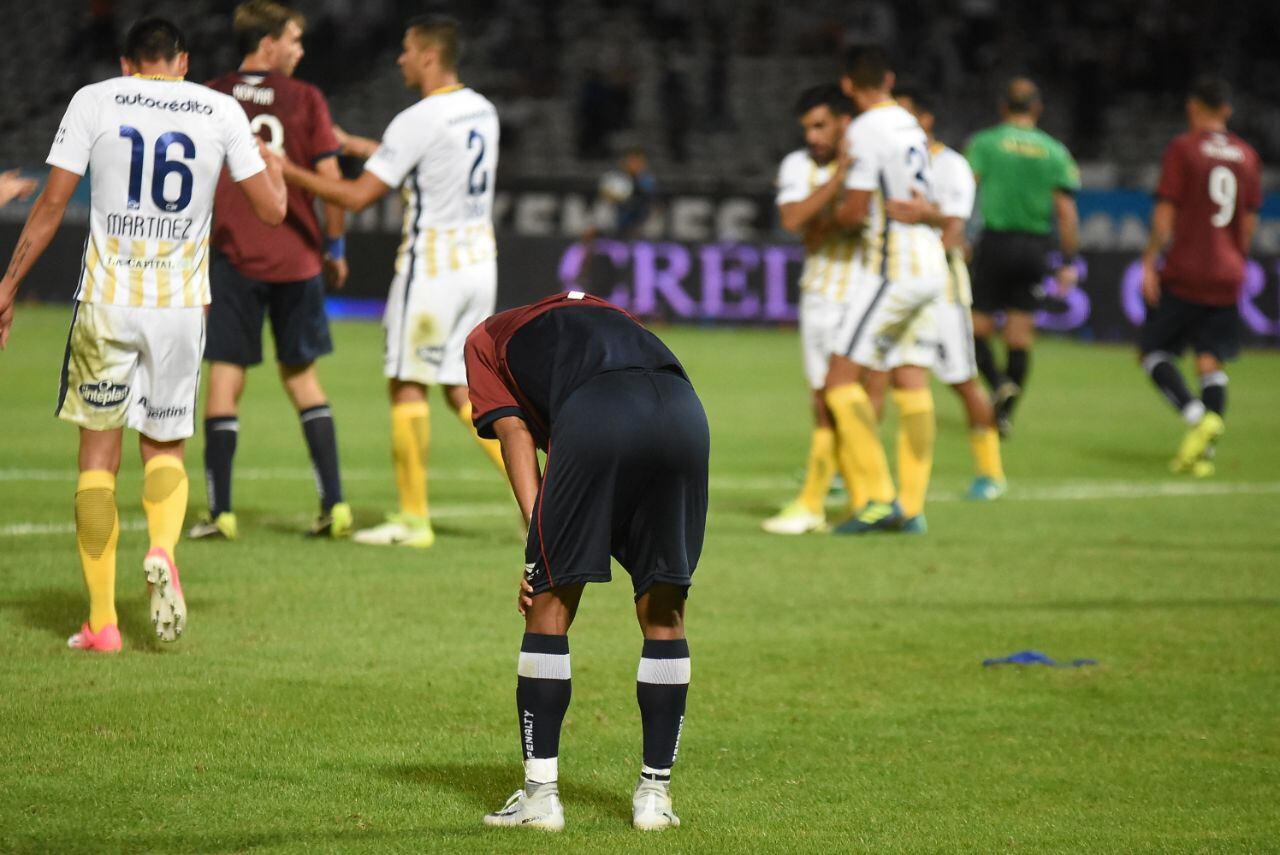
[
  {"left": 114, "top": 92, "right": 214, "bottom": 115},
  {"left": 79, "top": 380, "right": 129, "bottom": 408}
]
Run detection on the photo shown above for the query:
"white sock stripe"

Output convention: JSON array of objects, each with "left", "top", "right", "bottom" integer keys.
[
  {"left": 208, "top": 423, "right": 239, "bottom": 432},
  {"left": 524, "top": 756, "right": 558, "bottom": 784},
  {"left": 518, "top": 651, "right": 571, "bottom": 680},
  {"left": 637, "top": 657, "right": 691, "bottom": 685},
  {"left": 1141, "top": 351, "right": 1174, "bottom": 374},
  {"left": 299, "top": 407, "right": 333, "bottom": 424},
  {"left": 641, "top": 764, "right": 672, "bottom": 778},
  {"left": 1201, "top": 371, "right": 1228, "bottom": 388}
]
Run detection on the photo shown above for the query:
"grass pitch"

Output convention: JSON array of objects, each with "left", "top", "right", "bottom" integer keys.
[{"left": 2, "top": 305, "right": 1278, "bottom": 853}]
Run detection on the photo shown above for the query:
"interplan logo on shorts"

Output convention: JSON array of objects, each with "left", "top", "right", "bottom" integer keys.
[{"left": 79, "top": 380, "right": 129, "bottom": 409}]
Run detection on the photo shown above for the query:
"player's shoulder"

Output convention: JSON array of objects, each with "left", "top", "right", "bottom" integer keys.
[{"left": 779, "top": 148, "right": 812, "bottom": 173}]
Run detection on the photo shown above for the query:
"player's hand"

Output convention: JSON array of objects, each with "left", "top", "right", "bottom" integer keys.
[
  {"left": 834, "top": 138, "right": 852, "bottom": 180},
  {"left": 1140, "top": 261, "right": 1161, "bottom": 306},
  {"left": 1054, "top": 263, "right": 1080, "bottom": 293},
  {"left": 885, "top": 188, "right": 935, "bottom": 225},
  {"left": 333, "top": 125, "right": 351, "bottom": 151},
  {"left": 0, "top": 298, "right": 15, "bottom": 350},
  {"left": 0, "top": 170, "right": 38, "bottom": 208},
  {"left": 517, "top": 574, "right": 534, "bottom": 616},
  {"left": 323, "top": 256, "right": 348, "bottom": 289}
]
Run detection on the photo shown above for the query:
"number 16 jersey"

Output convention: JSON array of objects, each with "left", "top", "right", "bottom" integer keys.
[
  {"left": 365, "top": 85, "right": 500, "bottom": 282},
  {"left": 46, "top": 75, "right": 266, "bottom": 308}
]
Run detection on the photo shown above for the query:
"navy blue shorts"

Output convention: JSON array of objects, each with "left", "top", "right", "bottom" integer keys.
[
  {"left": 524, "top": 369, "right": 709, "bottom": 600},
  {"left": 204, "top": 250, "right": 333, "bottom": 367},
  {"left": 971, "top": 230, "right": 1053, "bottom": 313},
  {"left": 1139, "top": 291, "right": 1241, "bottom": 363}
]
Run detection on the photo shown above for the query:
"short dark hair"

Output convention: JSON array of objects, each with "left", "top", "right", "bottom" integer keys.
[
  {"left": 122, "top": 17, "right": 186, "bottom": 65},
  {"left": 1002, "top": 78, "right": 1041, "bottom": 115},
  {"left": 407, "top": 14, "right": 462, "bottom": 69},
  {"left": 794, "top": 84, "right": 854, "bottom": 118},
  {"left": 1189, "top": 75, "right": 1232, "bottom": 110},
  {"left": 234, "top": 0, "right": 305, "bottom": 59},
  {"left": 892, "top": 84, "right": 935, "bottom": 116},
  {"left": 842, "top": 45, "right": 892, "bottom": 89}
]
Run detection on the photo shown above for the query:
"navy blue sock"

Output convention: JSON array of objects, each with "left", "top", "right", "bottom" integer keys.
[
  {"left": 637, "top": 638, "right": 691, "bottom": 776},
  {"left": 299, "top": 404, "right": 343, "bottom": 511},
  {"left": 204, "top": 416, "right": 238, "bottom": 516},
  {"left": 517, "top": 633, "right": 572, "bottom": 782}
]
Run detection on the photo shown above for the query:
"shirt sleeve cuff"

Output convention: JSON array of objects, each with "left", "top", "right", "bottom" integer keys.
[
  {"left": 363, "top": 158, "right": 400, "bottom": 188},
  {"left": 475, "top": 406, "right": 528, "bottom": 440},
  {"left": 313, "top": 148, "right": 342, "bottom": 164},
  {"left": 45, "top": 156, "right": 86, "bottom": 176}
]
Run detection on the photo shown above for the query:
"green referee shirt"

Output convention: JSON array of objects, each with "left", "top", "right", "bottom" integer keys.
[{"left": 965, "top": 123, "right": 1080, "bottom": 235}]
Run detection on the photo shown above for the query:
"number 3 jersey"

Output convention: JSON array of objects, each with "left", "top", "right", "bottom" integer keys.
[
  {"left": 1155, "top": 129, "right": 1262, "bottom": 306},
  {"left": 206, "top": 70, "right": 341, "bottom": 282},
  {"left": 364, "top": 85, "right": 499, "bottom": 282},
  {"left": 46, "top": 75, "right": 266, "bottom": 308},
  {"left": 843, "top": 101, "right": 947, "bottom": 283}
]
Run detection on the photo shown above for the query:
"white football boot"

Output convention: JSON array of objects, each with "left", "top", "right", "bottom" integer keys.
[
  {"left": 760, "top": 500, "right": 825, "bottom": 535},
  {"left": 352, "top": 513, "right": 435, "bottom": 548},
  {"left": 632, "top": 778, "right": 680, "bottom": 830},
  {"left": 483, "top": 787, "right": 565, "bottom": 831}
]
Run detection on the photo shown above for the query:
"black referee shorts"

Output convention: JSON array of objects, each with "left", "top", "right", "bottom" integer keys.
[
  {"left": 204, "top": 250, "right": 333, "bottom": 367},
  {"left": 524, "top": 369, "right": 710, "bottom": 600},
  {"left": 1139, "top": 291, "right": 1241, "bottom": 363},
  {"left": 970, "top": 230, "right": 1053, "bottom": 313}
]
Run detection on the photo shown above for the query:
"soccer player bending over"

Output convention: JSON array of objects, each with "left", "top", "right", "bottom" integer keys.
[
  {"left": 274, "top": 14, "right": 506, "bottom": 549},
  {"left": 1139, "top": 76, "right": 1261, "bottom": 476},
  {"left": 466, "top": 291, "right": 709, "bottom": 832},
  {"left": 0, "top": 18, "right": 286, "bottom": 652}
]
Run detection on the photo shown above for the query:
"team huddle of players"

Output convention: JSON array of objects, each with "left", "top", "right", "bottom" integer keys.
[{"left": 763, "top": 50, "right": 1260, "bottom": 537}]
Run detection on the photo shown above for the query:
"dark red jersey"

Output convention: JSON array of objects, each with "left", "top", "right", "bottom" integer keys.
[
  {"left": 207, "top": 70, "right": 341, "bottom": 282},
  {"left": 1155, "top": 129, "right": 1262, "bottom": 306},
  {"left": 465, "top": 291, "right": 687, "bottom": 449}
]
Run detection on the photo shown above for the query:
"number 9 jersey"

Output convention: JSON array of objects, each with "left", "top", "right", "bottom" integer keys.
[
  {"left": 46, "top": 76, "right": 266, "bottom": 308},
  {"left": 364, "top": 85, "right": 501, "bottom": 387}
]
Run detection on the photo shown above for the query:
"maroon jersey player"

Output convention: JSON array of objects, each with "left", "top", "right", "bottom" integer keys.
[
  {"left": 1139, "top": 75, "right": 1262, "bottom": 476},
  {"left": 188, "top": 0, "right": 352, "bottom": 541}
]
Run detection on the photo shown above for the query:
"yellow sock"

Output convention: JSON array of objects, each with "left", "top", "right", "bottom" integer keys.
[
  {"left": 797, "top": 427, "right": 837, "bottom": 514},
  {"left": 391, "top": 400, "right": 430, "bottom": 519},
  {"left": 456, "top": 400, "right": 507, "bottom": 474},
  {"left": 143, "top": 455, "right": 188, "bottom": 556},
  {"left": 892, "top": 388, "right": 936, "bottom": 519},
  {"left": 969, "top": 426, "right": 1005, "bottom": 481},
  {"left": 824, "top": 383, "right": 895, "bottom": 506},
  {"left": 76, "top": 470, "right": 119, "bottom": 632}
]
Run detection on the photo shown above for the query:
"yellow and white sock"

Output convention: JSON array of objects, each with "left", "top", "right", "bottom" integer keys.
[
  {"left": 797, "top": 427, "right": 837, "bottom": 514},
  {"left": 75, "top": 470, "right": 119, "bottom": 632},
  {"left": 143, "top": 455, "right": 188, "bottom": 556},
  {"left": 824, "top": 383, "right": 895, "bottom": 507},
  {"left": 892, "top": 388, "right": 936, "bottom": 520},
  {"left": 456, "top": 400, "right": 507, "bottom": 474},
  {"left": 969, "top": 426, "right": 1004, "bottom": 482},
  {"left": 391, "top": 400, "right": 430, "bottom": 519}
]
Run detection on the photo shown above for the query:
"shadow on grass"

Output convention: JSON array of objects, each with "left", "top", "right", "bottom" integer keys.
[
  {"left": 863, "top": 596, "right": 1280, "bottom": 612},
  {"left": 386, "top": 760, "right": 628, "bottom": 822},
  {"left": 11, "top": 587, "right": 180, "bottom": 652}
]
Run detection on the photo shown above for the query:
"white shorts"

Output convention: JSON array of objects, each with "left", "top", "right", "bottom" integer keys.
[
  {"left": 56, "top": 302, "right": 204, "bottom": 441},
  {"left": 835, "top": 274, "right": 946, "bottom": 371},
  {"left": 383, "top": 259, "right": 497, "bottom": 386},
  {"left": 932, "top": 301, "right": 978, "bottom": 385},
  {"left": 799, "top": 291, "right": 847, "bottom": 390}
]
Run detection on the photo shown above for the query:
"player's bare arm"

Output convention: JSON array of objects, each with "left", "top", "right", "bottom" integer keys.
[
  {"left": 333, "top": 125, "right": 380, "bottom": 160},
  {"left": 779, "top": 151, "right": 850, "bottom": 234},
  {"left": 1052, "top": 190, "right": 1080, "bottom": 289},
  {"left": 315, "top": 155, "right": 349, "bottom": 288},
  {"left": 492, "top": 415, "right": 541, "bottom": 525},
  {"left": 0, "top": 167, "right": 80, "bottom": 349},
  {"left": 238, "top": 141, "right": 288, "bottom": 225},
  {"left": 1140, "top": 199, "right": 1176, "bottom": 305},
  {"left": 834, "top": 187, "right": 872, "bottom": 228},
  {"left": 885, "top": 189, "right": 945, "bottom": 228},
  {"left": 1238, "top": 210, "right": 1259, "bottom": 257},
  {"left": 280, "top": 156, "right": 390, "bottom": 212}
]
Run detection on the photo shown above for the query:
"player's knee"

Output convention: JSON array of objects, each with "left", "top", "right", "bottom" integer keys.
[{"left": 636, "top": 584, "right": 686, "bottom": 638}]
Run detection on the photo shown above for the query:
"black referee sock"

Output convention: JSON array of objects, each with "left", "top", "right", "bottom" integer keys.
[
  {"left": 973, "top": 336, "right": 1003, "bottom": 391},
  {"left": 1201, "top": 371, "right": 1228, "bottom": 417},
  {"left": 1005, "top": 348, "right": 1030, "bottom": 393},
  {"left": 637, "top": 638, "right": 690, "bottom": 778},
  {"left": 204, "top": 416, "right": 238, "bottom": 517},
  {"left": 517, "top": 633, "right": 572, "bottom": 785},
  {"left": 299, "top": 404, "right": 343, "bottom": 512}
]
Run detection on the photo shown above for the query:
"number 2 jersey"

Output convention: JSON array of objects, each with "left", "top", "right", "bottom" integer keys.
[
  {"left": 843, "top": 101, "right": 947, "bottom": 283},
  {"left": 206, "top": 70, "right": 341, "bottom": 282},
  {"left": 1155, "top": 129, "right": 1262, "bottom": 306},
  {"left": 46, "top": 75, "right": 266, "bottom": 308},
  {"left": 364, "top": 85, "right": 499, "bottom": 282}
]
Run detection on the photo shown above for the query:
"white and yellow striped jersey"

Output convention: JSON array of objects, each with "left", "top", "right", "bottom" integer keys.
[
  {"left": 775, "top": 149, "right": 863, "bottom": 302},
  {"left": 929, "top": 142, "right": 977, "bottom": 305},
  {"left": 46, "top": 76, "right": 265, "bottom": 308},
  {"left": 843, "top": 101, "right": 947, "bottom": 283},
  {"left": 365, "top": 85, "right": 499, "bottom": 282}
]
